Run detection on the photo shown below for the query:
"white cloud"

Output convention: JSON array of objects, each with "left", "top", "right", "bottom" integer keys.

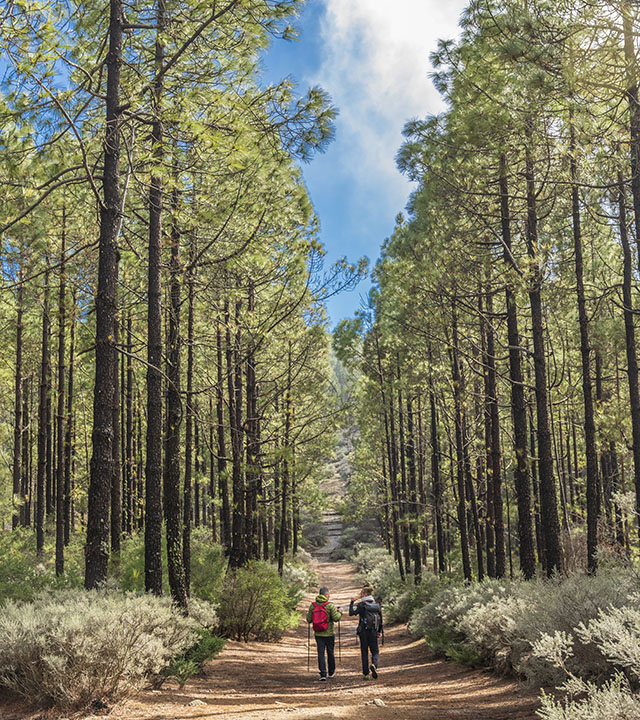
[{"left": 311, "top": 0, "right": 467, "bottom": 211}]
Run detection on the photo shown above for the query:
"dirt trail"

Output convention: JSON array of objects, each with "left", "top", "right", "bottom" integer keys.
[{"left": 115, "top": 559, "right": 540, "bottom": 720}]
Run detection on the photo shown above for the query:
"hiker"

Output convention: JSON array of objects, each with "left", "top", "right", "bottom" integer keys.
[
  {"left": 306, "top": 586, "right": 343, "bottom": 681},
  {"left": 349, "top": 585, "right": 383, "bottom": 680}
]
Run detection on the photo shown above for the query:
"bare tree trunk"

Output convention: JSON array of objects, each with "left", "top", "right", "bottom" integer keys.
[
  {"left": 55, "top": 217, "right": 66, "bottom": 575},
  {"left": 144, "top": 0, "right": 166, "bottom": 596},
  {"left": 165, "top": 184, "right": 188, "bottom": 608},
  {"left": 569, "top": 119, "right": 599, "bottom": 572},
  {"left": 524, "top": 141, "right": 562, "bottom": 576},
  {"left": 451, "top": 306, "right": 472, "bottom": 582},
  {"left": 499, "top": 156, "right": 535, "bottom": 578},
  {"left": 64, "top": 288, "right": 76, "bottom": 545},
  {"left": 37, "top": 263, "right": 51, "bottom": 555},
  {"left": 12, "top": 251, "right": 24, "bottom": 529},
  {"left": 85, "top": 0, "right": 122, "bottom": 589},
  {"left": 216, "top": 315, "right": 231, "bottom": 550}
]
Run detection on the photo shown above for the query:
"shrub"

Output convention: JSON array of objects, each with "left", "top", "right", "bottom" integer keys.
[
  {"left": 0, "top": 589, "right": 210, "bottom": 710},
  {"left": 386, "top": 575, "right": 441, "bottom": 624},
  {"left": 189, "top": 530, "right": 227, "bottom": 605},
  {"left": 282, "top": 558, "right": 318, "bottom": 607},
  {"left": 512, "top": 567, "right": 638, "bottom": 685},
  {"left": 353, "top": 545, "right": 404, "bottom": 604},
  {"left": 218, "top": 561, "right": 298, "bottom": 641},
  {"left": 0, "top": 529, "right": 84, "bottom": 602},
  {"left": 533, "top": 614, "right": 640, "bottom": 720},
  {"left": 162, "top": 630, "right": 225, "bottom": 688},
  {"left": 405, "top": 564, "right": 640, "bottom": 688}
]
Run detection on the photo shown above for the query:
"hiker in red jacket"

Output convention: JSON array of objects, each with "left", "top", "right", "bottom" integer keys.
[{"left": 306, "top": 586, "right": 343, "bottom": 680}]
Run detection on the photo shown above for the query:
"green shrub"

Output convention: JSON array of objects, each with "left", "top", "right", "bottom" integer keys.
[
  {"left": 162, "top": 630, "right": 225, "bottom": 688},
  {"left": 218, "top": 561, "right": 298, "bottom": 641},
  {"left": 189, "top": 530, "right": 227, "bottom": 605},
  {"left": 0, "top": 589, "right": 210, "bottom": 710},
  {"left": 386, "top": 575, "right": 440, "bottom": 624},
  {"left": 282, "top": 558, "right": 318, "bottom": 607},
  {"left": 353, "top": 545, "right": 405, "bottom": 604},
  {"left": 0, "top": 528, "right": 84, "bottom": 602}
]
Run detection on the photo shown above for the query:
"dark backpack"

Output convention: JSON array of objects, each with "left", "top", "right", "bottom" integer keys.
[
  {"left": 359, "top": 600, "right": 381, "bottom": 634},
  {"left": 312, "top": 601, "right": 330, "bottom": 632}
]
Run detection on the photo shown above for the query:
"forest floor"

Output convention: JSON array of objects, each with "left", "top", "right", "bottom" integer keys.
[{"left": 116, "top": 559, "right": 539, "bottom": 720}]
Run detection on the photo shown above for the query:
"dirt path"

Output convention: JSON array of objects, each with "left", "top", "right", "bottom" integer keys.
[{"left": 115, "top": 559, "right": 540, "bottom": 720}]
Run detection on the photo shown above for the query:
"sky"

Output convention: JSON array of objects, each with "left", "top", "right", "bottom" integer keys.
[{"left": 261, "top": 0, "right": 468, "bottom": 326}]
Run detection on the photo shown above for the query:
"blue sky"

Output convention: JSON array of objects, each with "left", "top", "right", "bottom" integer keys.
[{"left": 261, "top": 0, "right": 467, "bottom": 326}]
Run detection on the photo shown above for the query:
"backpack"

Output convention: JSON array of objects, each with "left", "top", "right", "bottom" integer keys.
[
  {"left": 359, "top": 600, "right": 381, "bottom": 634},
  {"left": 312, "top": 601, "right": 330, "bottom": 632}
]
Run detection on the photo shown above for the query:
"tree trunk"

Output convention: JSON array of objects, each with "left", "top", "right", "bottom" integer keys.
[
  {"left": 64, "top": 288, "right": 76, "bottom": 545},
  {"left": 55, "top": 218, "right": 66, "bottom": 575},
  {"left": 37, "top": 264, "right": 50, "bottom": 555},
  {"left": 618, "top": 171, "right": 640, "bottom": 540},
  {"left": 144, "top": 0, "right": 166, "bottom": 596},
  {"left": 524, "top": 141, "right": 563, "bottom": 576},
  {"left": 184, "top": 250, "right": 195, "bottom": 590},
  {"left": 430, "top": 386, "right": 446, "bottom": 575},
  {"left": 85, "top": 0, "right": 122, "bottom": 589},
  {"left": 12, "top": 252, "right": 24, "bottom": 529},
  {"left": 406, "top": 396, "right": 421, "bottom": 583},
  {"left": 569, "top": 120, "right": 599, "bottom": 572},
  {"left": 451, "top": 306, "right": 472, "bottom": 582},
  {"left": 111, "top": 304, "right": 121, "bottom": 555},
  {"left": 165, "top": 184, "right": 188, "bottom": 608},
  {"left": 216, "top": 315, "right": 231, "bottom": 550},
  {"left": 278, "top": 345, "right": 292, "bottom": 576},
  {"left": 124, "top": 312, "right": 134, "bottom": 535},
  {"left": 622, "top": 2, "right": 640, "bottom": 265},
  {"left": 228, "top": 299, "right": 245, "bottom": 568},
  {"left": 499, "top": 156, "right": 535, "bottom": 578}
]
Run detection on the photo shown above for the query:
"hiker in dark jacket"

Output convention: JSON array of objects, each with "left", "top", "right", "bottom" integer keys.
[
  {"left": 306, "top": 586, "right": 343, "bottom": 680},
  {"left": 349, "top": 585, "right": 383, "bottom": 679}
]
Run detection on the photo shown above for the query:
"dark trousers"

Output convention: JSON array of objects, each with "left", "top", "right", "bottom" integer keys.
[
  {"left": 359, "top": 630, "right": 380, "bottom": 676},
  {"left": 315, "top": 635, "right": 336, "bottom": 677}
]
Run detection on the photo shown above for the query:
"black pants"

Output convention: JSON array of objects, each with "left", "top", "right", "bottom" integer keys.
[
  {"left": 358, "top": 630, "right": 380, "bottom": 676},
  {"left": 315, "top": 635, "right": 336, "bottom": 678}
]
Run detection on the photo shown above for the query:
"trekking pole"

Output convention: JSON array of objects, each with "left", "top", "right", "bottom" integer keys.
[
  {"left": 307, "top": 623, "right": 310, "bottom": 672},
  {"left": 338, "top": 620, "right": 342, "bottom": 663}
]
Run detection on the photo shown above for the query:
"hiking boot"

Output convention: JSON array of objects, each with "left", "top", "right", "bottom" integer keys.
[
  {"left": 363, "top": 674, "right": 371, "bottom": 680},
  {"left": 370, "top": 664, "right": 378, "bottom": 679},
  {"left": 319, "top": 676, "right": 327, "bottom": 682},
  {"left": 328, "top": 672, "right": 336, "bottom": 678}
]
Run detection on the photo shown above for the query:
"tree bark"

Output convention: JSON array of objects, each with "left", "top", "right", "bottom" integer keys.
[
  {"left": 569, "top": 119, "right": 599, "bottom": 573},
  {"left": 618, "top": 172, "right": 640, "bottom": 540},
  {"left": 524, "top": 141, "right": 563, "bottom": 576},
  {"left": 165, "top": 183, "right": 188, "bottom": 608},
  {"left": 499, "top": 156, "right": 535, "bottom": 578},
  {"left": 64, "top": 288, "right": 76, "bottom": 545},
  {"left": 451, "top": 306, "right": 472, "bottom": 582},
  {"left": 144, "top": 0, "right": 166, "bottom": 596},
  {"left": 55, "top": 217, "right": 66, "bottom": 575},
  {"left": 37, "top": 263, "right": 50, "bottom": 555},
  {"left": 216, "top": 315, "right": 231, "bottom": 550},
  {"left": 12, "top": 251, "right": 24, "bottom": 529},
  {"left": 85, "top": 0, "right": 122, "bottom": 589}
]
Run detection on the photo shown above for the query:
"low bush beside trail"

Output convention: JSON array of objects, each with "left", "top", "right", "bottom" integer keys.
[
  {"left": 354, "top": 544, "right": 640, "bottom": 717},
  {"left": 218, "top": 561, "right": 301, "bottom": 642},
  {"left": 0, "top": 589, "right": 216, "bottom": 710}
]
